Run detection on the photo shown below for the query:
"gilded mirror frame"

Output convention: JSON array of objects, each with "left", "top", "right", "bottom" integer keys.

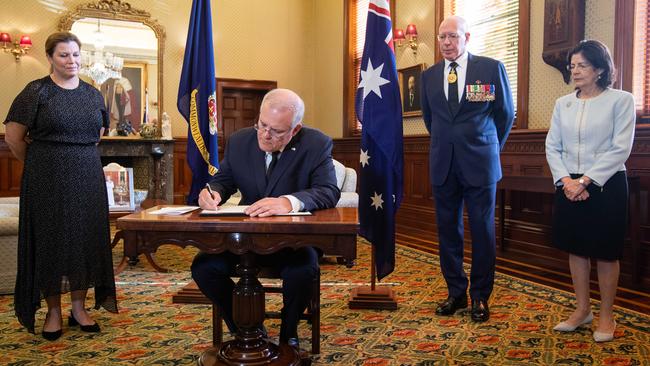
[{"left": 59, "top": 0, "right": 165, "bottom": 137}]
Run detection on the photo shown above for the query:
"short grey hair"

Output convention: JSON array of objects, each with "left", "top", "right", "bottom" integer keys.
[
  {"left": 441, "top": 15, "right": 470, "bottom": 34},
  {"left": 260, "top": 88, "right": 305, "bottom": 128}
]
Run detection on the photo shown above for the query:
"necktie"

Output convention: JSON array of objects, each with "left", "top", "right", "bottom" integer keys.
[
  {"left": 266, "top": 151, "right": 280, "bottom": 178},
  {"left": 447, "top": 61, "right": 459, "bottom": 114}
]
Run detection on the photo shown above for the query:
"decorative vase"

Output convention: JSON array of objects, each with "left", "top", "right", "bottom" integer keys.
[{"left": 140, "top": 123, "right": 157, "bottom": 139}]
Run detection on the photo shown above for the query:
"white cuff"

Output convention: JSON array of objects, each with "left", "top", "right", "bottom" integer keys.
[{"left": 282, "top": 195, "right": 304, "bottom": 212}]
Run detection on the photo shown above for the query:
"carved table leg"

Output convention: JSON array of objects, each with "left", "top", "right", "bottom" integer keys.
[
  {"left": 111, "top": 230, "right": 128, "bottom": 275},
  {"left": 199, "top": 251, "right": 301, "bottom": 365},
  {"left": 143, "top": 253, "right": 170, "bottom": 273}
]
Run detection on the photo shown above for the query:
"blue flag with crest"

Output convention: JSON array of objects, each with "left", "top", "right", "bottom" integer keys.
[
  {"left": 355, "top": 0, "right": 404, "bottom": 280},
  {"left": 177, "top": 0, "right": 219, "bottom": 205}
]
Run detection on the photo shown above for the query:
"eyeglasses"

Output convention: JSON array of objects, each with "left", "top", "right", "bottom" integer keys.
[
  {"left": 254, "top": 120, "right": 291, "bottom": 139},
  {"left": 437, "top": 33, "right": 462, "bottom": 41},
  {"left": 567, "top": 62, "right": 593, "bottom": 71}
]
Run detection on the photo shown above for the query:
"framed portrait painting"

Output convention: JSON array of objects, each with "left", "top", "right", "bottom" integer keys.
[
  {"left": 398, "top": 63, "right": 426, "bottom": 117},
  {"left": 101, "top": 63, "right": 147, "bottom": 132},
  {"left": 103, "top": 163, "right": 135, "bottom": 212}
]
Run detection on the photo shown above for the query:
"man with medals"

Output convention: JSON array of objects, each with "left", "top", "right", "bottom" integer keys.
[{"left": 420, "top": 15, "right": 515, "bottom": 322}]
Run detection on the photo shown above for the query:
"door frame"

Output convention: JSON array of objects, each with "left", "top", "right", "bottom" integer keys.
[{"left": 216, "top": 78, "right": 277, "bottom": 146}]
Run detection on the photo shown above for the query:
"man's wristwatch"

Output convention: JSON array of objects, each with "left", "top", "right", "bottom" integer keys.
[{"left": 578, "top": 178, "right": 586, "bottom": 187}]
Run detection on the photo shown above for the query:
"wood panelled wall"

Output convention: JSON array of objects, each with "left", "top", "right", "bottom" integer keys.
[
  {"left": 332, "top": 128, "right": 650, "bottom": 309},
  {"left": 2, "top": 130, "right": 649, "bottom": 309}
]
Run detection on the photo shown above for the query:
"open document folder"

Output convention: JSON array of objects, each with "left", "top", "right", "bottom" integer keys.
[
  {"left": 200, "top": 205, "right": 312, "bottom": 216},
  {"left": 148, "top": 206, "right": 199, "bottom": 215}
]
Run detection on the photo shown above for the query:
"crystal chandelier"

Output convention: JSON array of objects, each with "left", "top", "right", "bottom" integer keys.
[{"left": 80, "top": 19, "right": 123, "bottom": 85}]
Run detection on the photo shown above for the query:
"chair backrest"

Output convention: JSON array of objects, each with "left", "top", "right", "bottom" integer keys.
[
  {"left": 332, "top": 159, "right": 356, "bottom": 192},
  {"left": 332, "top": 159, "right": 358, "bottom": 208}
]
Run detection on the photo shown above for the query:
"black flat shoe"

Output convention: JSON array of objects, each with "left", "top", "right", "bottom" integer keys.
[
  {"left": 69, "top": 312, "right": 101, "bottom": 333},
  {"left": 435, "top": 295, "right": 468, "bottom": 315},
  {"left": 42, "top": 329, "right": 62, "bottom": 341},
  {"left": 471, "top": 299, "right": 490, "bottom": 322}
]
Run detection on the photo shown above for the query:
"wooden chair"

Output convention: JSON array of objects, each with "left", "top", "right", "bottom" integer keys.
[{"left": 174, "top": 268, "right": 321, "bottom": 354}]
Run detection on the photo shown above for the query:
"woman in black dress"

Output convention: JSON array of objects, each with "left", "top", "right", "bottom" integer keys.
[{"left": 3, "top": 32, "right": 117, "bottom": 341}]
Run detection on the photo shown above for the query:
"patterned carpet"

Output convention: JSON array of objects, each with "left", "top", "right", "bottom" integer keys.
[{"left": 0, "top": 236, "right": 649, "bottom": 365}]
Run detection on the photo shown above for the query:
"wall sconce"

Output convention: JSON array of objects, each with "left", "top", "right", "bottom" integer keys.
[
  {"left": 1, "top": 33, "right": 32, "bottom": 61},
  {"left": 394, "top": 24, "right": 418, "bottom": 56}
]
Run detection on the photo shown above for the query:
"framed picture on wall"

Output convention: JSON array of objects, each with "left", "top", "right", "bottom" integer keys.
[
  {"left": 398, "top": 63, "right": 427, "bottom": 117},
  {"left": 103, "top": 163, "right": 135, "bottom": 212},
  {"left": 101, "top": 63, "right": 148, "bottom": 132}
]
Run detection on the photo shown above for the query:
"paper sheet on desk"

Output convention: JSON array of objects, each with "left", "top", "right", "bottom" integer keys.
[
  {"left": 149, "top": 206, "right": 199, "bottom": 215},
  {"left": 200, "top": 205, "right": 312, "bottom": 216}
]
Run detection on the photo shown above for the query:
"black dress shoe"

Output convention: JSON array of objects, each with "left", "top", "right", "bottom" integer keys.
[
  {"left": 69, "top": 313, "right": 101, "bottom": 333},
  {"left": 285, "top": 338, "right": 310, "bottom": 363},
  {"left": 435, "top": 295, "right": 468, "bottom": 315},
  {"left": 42, "top": 329, "right": 62, "bottom": 341},
  {"left": 471, "top": 300, "right": 490, "bottom": 322},
  {"left": 287, "top": 337, "right": 300, "bottom": 350}
]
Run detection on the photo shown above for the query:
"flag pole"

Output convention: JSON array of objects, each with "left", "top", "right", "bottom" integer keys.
[
  {"left": 371, "top": 248, "right": 376, "bottom": 291},
  {"left": 348, "top": 248, "right": 397, "bottom": 310}
]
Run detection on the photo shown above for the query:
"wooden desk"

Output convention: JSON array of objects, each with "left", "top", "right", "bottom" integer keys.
[{"left": 117, "top": 207, "right": 359, "bottom": 366}]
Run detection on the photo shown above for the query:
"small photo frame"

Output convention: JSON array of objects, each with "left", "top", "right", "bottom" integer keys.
[
  {"left": 398, "top": 63, "right": 427, "bottom": 117},
  {"left": 103, "top": 163, "right": 135, "bottom": 212}
]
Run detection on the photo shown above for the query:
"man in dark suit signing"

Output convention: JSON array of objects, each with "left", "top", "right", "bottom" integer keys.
[
  {"left": 191, "top": 88, "right": 340, "bottom": 347},
  {"left": 420, "top": 16, "right": 514, "bottom": 322}
]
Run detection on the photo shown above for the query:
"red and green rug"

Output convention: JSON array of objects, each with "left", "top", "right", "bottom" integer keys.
[{"left": 0, "top": 237, "right": 648, "bottom": 365}]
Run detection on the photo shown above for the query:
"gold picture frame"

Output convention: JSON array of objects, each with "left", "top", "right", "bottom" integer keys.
[{"left": 398, "top": 63, "right": 427, "bottom": 118}]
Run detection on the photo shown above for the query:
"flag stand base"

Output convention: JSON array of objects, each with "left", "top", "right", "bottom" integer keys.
[{"left": 348, "top": 285, "right": 398, "bottom": 310}]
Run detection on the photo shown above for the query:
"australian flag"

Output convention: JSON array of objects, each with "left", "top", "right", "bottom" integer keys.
[
  {"left": 177, "top": 0, "right": 219, "bottom": 205},
  {"left": 355, "top": 0, "right": 403, "bottom": 280}
]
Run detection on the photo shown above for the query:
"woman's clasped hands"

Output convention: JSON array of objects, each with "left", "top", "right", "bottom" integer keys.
[{"left": 562, "top": 177, "right": 590, "bottom": 202}]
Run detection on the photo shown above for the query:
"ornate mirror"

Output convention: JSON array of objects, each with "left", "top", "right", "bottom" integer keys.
[{"left": 59, "top": 0, "right": 165, "bottom": 137}]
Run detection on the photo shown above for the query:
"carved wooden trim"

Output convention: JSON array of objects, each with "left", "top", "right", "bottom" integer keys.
[
  {"left": 542, "top": 0, "right": 585, "bottom": 84},
  {"left": 613, "top": 0, "right": 635, "bottom": 91},
  {"left": 434, "top": 0, "right": 444, "bottom": 64},
  {"left": 516, "top": 0, "right": 531, "bottom": 128},
  {"left": 58, "top": 1, "right": 159, "bottom": 31},
  {"left": 343, "top": 0, "right": 353, "bottom": 137}
]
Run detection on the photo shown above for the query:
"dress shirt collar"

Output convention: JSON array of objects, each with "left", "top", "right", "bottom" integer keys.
[{"left": 444, "top": 51, "right": 468, "bottom": 71}]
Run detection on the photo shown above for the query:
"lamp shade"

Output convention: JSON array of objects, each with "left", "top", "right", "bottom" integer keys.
[
  {"left": 394, "top": 28, "right": 405, "bottom": 40},
  {"left": 19, "top": 35, "right": 32, "bottom": 49},
  {"left": 405, "top": 24, "right": 418, "bottom": 37},
  {"left": 0, "top": 33, "right": 11, "bottom": 43}
]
